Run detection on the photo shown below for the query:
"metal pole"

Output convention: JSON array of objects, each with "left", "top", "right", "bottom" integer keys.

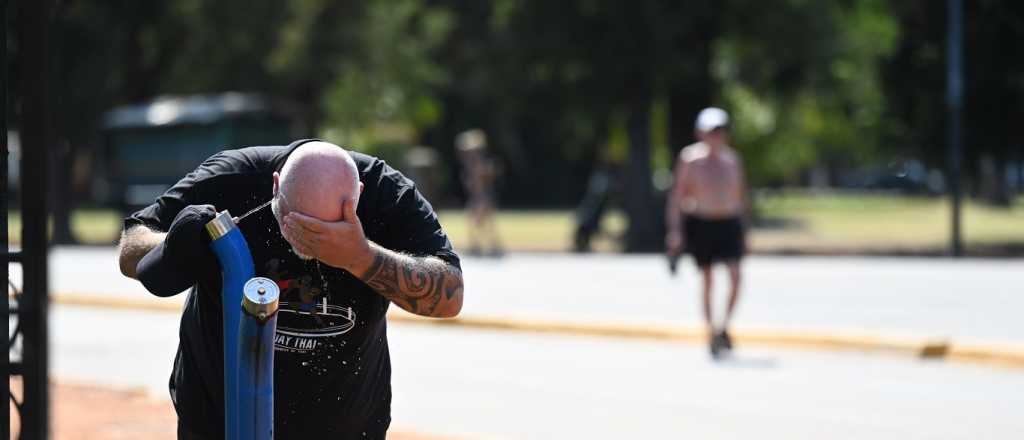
[
  {"left": 947, "top": 0, "right": 964, "bottom": 257},
  {"left": 207, "top": 212, "right": 256, "bottom": 440},
  {"left": 3, "top": 0, "right": 10, "bottom": 433},
  {"left": 3, "top": 0, "right": 10, "bottom": 436},
  {"left": 239, "top": 278, "right": 280, "bottom": 440},
  {"left": 19, "top": 0, "right": 54, "bottom": 436}
]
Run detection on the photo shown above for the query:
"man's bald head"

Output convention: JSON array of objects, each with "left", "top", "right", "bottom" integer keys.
[{"left": 274, "top": 141, "right": 361, "bottom": 222}]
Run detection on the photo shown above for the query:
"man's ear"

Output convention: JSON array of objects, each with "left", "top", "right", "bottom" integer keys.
[
  {"left": 272, "top": 171, "right": 281, "bottom": 196},
  {"left": 359, "top": 182, "right": 365, "bottom": 194}
]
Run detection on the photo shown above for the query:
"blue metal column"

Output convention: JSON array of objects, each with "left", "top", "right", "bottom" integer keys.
[
  {"left": 239, "top": 277, "right": 280, "bottom": 440},
  {"left": 206, "top": 212, "right": 255, "bottom": 440}
]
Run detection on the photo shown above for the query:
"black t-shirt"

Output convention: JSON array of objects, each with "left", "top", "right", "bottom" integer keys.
[{"left": 125, "top": 140, "right": 459, "bottom": 439}]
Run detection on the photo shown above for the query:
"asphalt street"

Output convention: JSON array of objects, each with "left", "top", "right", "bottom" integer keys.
[
  {"left": 11, "top": 248, "right": 1024, "bottom": 438},
  {"left": 46, "top": 304, "right": 1024, "bottom": 440},
  {"left": 22, "top": 247, "right": 1024, "bottom": 343}
]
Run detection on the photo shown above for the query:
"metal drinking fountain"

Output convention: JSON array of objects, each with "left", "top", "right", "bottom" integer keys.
[{"left": 206, "top": 210, "right": 278, "bottom": 440}]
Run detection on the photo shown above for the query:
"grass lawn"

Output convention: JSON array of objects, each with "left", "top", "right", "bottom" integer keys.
[
  {"left": 752, "top": 192, "right": 1024, "bottom": 253},
  {"left": 7, "top": 209, "right": 125, "bottom": 246},
  {"left": 7, "top": 193, "right": 1023, "bottom": 255},
  {"left": 437, "top": 209, "right": 627, "bottom": 253}
]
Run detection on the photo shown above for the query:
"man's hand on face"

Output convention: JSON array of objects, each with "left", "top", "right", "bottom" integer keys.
[{"left": 281, "top": 199, "right": 375, "bottom": 274}]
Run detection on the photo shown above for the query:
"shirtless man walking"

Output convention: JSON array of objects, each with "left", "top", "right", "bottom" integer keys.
[{"left": 665, "top": 107, "right": 748, "bottom": 358}]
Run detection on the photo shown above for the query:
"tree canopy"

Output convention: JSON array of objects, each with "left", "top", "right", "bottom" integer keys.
[{"left": 8, "top": 0, "right": 1023, "bottom": 244}]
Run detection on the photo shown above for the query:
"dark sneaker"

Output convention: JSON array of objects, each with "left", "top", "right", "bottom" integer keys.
[
  {"left": 719, "top": 330, "right": 733, "bottom": 350},
  {"left": 709, "top": 333, "right": 722, "bottom": 359},
  {"left": 667, "top": 253, "right": 680, "bottom": 276}
]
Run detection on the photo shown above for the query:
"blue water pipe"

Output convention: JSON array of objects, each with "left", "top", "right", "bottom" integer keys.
[
  {"left": 206, "top": 210, "right": 275, "bottom": 440},
  {"left": 239, "top": 277, "right": 280, "bottom": 440}
]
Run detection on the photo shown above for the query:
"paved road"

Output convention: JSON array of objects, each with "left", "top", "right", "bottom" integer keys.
[
  {"left": 48, "top": 304, "right": 1024, "bottom": 440},
  {"left": 23, "top": 248, "right": 1024, "bottom": 439},
  {"left": 18, "top": 247, "right": 1024, "bottom": 344}
]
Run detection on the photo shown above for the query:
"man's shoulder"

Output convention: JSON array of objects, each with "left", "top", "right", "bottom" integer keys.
[
  {"left": 206, "top": 145, "right": 289, "bottom": 174},
  {"left": 721, "top": 146, "right": 743, "bottom": 164},
  {"left": 347, "top": 150, "right": 416, "bottom": 201},
  {"left": 679, "top": 142, "right": 709, "bottom": 163},
  {"left": 348, "top": 150, "right": 384, "bottom": 173}
]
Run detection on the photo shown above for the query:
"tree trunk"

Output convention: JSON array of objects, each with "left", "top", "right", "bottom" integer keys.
[
  {"left": 49, "top": 139, "right": 77, "bottom": 244},
  {"left": 668, "top": 0, "right": 719, "bottom": 159},
  {"left": 624, "top": 84, "right": 659, "bottom": 252},
  {"left": 668, "top": 81, "right": 711, "bottom": 158}
]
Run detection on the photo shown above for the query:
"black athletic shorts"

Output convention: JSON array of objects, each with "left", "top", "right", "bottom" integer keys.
[{"left": 685, "top": 216, "right": 745, "bottom": 267}]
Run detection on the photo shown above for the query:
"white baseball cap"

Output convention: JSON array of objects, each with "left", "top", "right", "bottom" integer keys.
[{"left": 695, "top": 107, "right": 729, "bottom": 133}]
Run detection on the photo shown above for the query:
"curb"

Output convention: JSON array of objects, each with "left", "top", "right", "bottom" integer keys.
[
  {"left": 388, "top": 313, "right": 1024, "bottom": 370},
  {"left": 52, "top": 293, "right": 1024, "bottom": 371}
]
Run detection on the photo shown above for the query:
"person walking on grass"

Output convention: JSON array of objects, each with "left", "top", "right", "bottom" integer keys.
[{"left": 665, "top": 107, "right": 749, "bottom": 359}]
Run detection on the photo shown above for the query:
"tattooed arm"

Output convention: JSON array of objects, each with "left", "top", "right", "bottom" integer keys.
[{"left": 357, "top": 243, "right": 464, "bottom": 318}]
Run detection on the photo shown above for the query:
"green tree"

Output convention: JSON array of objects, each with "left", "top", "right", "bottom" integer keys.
[
  {"left": 425, "top": 0, "right": 722, "bottom": 251},
  {"left": 716, "top": 0, "right": 898, "bottom": 185},
  {"left": 886, "top": 0, "right": 1024, "bottom": 205}
]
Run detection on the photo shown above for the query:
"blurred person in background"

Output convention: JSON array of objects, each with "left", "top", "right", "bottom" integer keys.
[
  {"left": 573, "top": 158, "right": 619, "bottom": 253},
  {"left": 665, "top": 107, "right": 749, "bottom": 359},
  {"left": 456, "top": 128, "right": 504, "bottom": 256}
]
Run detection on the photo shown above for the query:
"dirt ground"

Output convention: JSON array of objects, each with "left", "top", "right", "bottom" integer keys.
[{"left": 9, "top": 378, "right": 468, "bottom": 440}]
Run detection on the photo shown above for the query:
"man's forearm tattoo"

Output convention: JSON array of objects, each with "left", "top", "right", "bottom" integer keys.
[{"left": 362, "top": 251, "right": 463, "bottom": 316}]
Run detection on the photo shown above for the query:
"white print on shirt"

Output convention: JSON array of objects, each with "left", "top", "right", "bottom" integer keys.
[{"left": 273, "top": 297, "right": 357, "bottom": 353}]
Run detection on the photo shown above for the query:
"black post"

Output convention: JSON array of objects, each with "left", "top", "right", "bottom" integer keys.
[
  {"left": 2, "top": 0, "right": 9, "bottom": 435},
  {"left": 947, "top": 0, "right": 964, "bottom": 257},
  {"left": 18, "top": 0, "right": 54, "bottom": 437},
  {"left": 1011, "top": 144, "right": 1019, "bottom": 194}
]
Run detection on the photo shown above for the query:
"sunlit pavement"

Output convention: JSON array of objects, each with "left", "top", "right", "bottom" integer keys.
[
  {"left": 13, "top": 248, "right": 1024, "bottom": 438},
  {"left": 26, "top": 247, "right": 1024, "bottom": 343},
  {"left": 49, "top": 304, "right": 1024, "bottom": 440}
]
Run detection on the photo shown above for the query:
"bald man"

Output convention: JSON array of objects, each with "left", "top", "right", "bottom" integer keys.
[{"left": 118, "top": 139, "right": 463, "bottom": 439}]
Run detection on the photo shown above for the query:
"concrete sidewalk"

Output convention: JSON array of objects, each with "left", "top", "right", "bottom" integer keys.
[
  {"left": 45, "top": 304, "right": 1024, "bottom": 440},
  {"left": 21, "top": 247, "right": 1024, "bottom": 344},
  {"left": 24, "top": 248, "right": 1024, "bottom": 439},
  {"left": 9, "top": 378, "right": 473, "bottom": 440}
]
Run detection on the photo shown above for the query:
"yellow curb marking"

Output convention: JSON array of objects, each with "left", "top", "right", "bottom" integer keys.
[{"left": 51, "top": 293, "right": 1024, "bottom": 370}]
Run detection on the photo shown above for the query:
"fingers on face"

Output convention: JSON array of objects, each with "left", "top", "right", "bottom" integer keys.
[
  {"left": 285, "top": 212, "right": 326, "bottom": 233},
  {"left": 342, "top": 199, "right": 359, "bottom": 223},
  {"left": 283, "top": 222, "right": 319, "bottom": 256}
]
